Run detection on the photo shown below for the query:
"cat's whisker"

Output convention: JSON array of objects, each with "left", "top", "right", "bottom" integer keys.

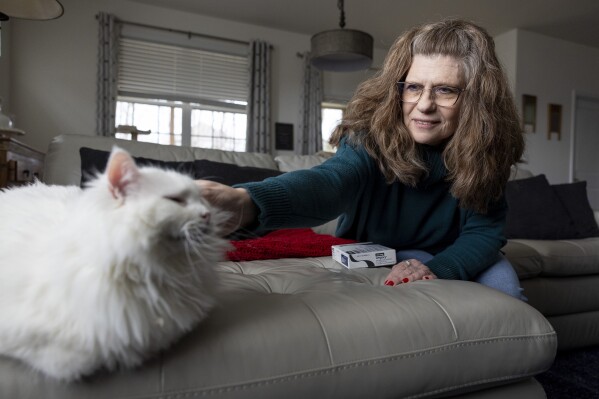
[{"left": 179, "top": 219, "right": 219, "bottom": 282}]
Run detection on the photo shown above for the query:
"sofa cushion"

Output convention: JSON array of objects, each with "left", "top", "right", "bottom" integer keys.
[
  {"left": 194, "top": 159, "right": 283, "bottom": 186},
  {"left": 542, "top": 310, "right": 599, "bottom": 351},
  {"left": 507, "top": 237, "right": 599, "bottom": 277},
  {"left": 552, "top": 181, "right": 599, "bottom": 238},
  {"left": 274, "top": 154, "right": 332, "bottom": 172},
  {"left": 520, "top": 275, "right": 599, "bottom": 317},
  {"left": 79, "top": 148, "right": 283, "bottom": 187},
  {"left": 505, "top": 175, "right": 579, "bottom": 239},
  {"left": 502, "top": 240, "right": 544, "bottom": 279},
  {"left": 79, "top": 147, "right": 197, "bottom": 186},
  {"left": 509, "top": 165, "right": 534, "bottom": 181},
  {"left": 43, "top": 134, "right": 279, "bottom": 186},
  {"left": 189, "top": 146, "right": 278, "bottom": 170}
]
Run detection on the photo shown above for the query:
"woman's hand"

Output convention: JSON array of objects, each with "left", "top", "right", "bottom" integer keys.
[
  {"left": 196, "top": 180, "right": 258, "bottom": 236},
  {"left": 384, "top": 259, "right": 437, "bottom": 286}
]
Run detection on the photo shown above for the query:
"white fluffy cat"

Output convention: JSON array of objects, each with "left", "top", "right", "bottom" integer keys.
[{"left": 0, "top": 147, "right": 230, "bottom": 381}]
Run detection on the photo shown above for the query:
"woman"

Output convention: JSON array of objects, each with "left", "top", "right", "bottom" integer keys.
[{"left": 200, "top": 18, "right": 525, "bottom": 299}]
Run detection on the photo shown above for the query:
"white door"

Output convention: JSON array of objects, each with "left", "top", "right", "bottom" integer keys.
[{"left": 573, "top": 95, "right": 599, "bottom": 210}]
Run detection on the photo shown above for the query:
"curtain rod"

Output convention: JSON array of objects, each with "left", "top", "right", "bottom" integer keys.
[{"left": 107, "top": 16, "right": 250, "bottom": 47}]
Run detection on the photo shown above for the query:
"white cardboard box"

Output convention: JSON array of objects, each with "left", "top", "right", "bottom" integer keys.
[{"left": 331, "top": 242, "right": 396, "bottom": 269}]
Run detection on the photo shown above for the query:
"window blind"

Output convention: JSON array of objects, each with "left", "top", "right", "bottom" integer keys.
[{"left": 118, "top": 38, "right": 248, "bottom": 106}]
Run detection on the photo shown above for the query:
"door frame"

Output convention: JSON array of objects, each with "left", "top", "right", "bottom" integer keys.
[{"left": 569, "top": 91, "right": 599, "bottom": 183}]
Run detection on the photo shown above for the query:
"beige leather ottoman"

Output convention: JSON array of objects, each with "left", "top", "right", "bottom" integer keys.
[{"left": 0, "top": 257, "right": 556, "bottom": 398}]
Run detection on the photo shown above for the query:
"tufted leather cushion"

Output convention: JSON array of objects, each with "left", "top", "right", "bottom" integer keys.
[{"left": 0, "top": 257, "right": 557, "bottom": 398}]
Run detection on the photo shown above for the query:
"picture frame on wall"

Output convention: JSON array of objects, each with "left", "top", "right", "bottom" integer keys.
[
  {"left": 522, "top": 94, "right": 537, "bottom": 133},
  {"left": 275, "top": 122, "right": 294, "bottom": 150},
  {"left": 547, "top": 103, "right": 562, "bottom": 140}
]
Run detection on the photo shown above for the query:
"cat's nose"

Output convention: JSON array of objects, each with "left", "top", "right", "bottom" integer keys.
[{"left": 200, "top": 211, "right": 211, "bottom": 224}]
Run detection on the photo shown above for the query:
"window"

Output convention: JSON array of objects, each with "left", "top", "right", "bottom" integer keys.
[
  {"left": 115, "top": 98, "right": 183, "bottom": 145},
  {"left": 321, "top": 103, "right": 345, "bottom": 152},
  {"left": 115, "top": 30, "right": 248, "bottom": 151},
  {"left": 191, "top": 106, "right": 247, "bottom": 151},
  {"left": 115, "top": 98, "right": 247, "bottom": 151}
]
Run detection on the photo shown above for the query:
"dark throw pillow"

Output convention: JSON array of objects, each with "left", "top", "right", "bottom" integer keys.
[
  {"left": 80, "top": 148, "right": 283, "bottom": 188},
  {"left": 193, "top": 159, "right": 283, "bottom": 186},
  {"left": 79, "top": 147, "right": 196, "bottom": 187},
  {"left": 552, "top": 181, "right": 599, "bottom": 238},
  {"left": 505, "top": 174, "right": 578, "bottom": 239}
]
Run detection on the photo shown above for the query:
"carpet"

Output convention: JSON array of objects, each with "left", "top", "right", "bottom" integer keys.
[{"left": 536, "top": 345, "right": 599, "bottom": 398}]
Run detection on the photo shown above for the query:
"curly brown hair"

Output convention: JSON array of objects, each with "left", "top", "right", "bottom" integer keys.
[{"left": 330, "top": 18, "right": 524, "bottom": 214}]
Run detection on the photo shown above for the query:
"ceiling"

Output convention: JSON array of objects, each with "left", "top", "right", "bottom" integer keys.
[{"left": 130, "top": 0, "right": 599, "bottom": 50}]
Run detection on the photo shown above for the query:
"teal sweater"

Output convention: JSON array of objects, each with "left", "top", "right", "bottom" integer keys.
[{"left": 239, "top": 139, "right": 507, "bottom": 280}]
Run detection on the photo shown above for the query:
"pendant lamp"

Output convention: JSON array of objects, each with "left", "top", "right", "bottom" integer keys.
[
  {"left": 0, "top": 0, "right": 64, "bottom": 21},
  {"left": 310, "top": 0, "right": 373, "bottom": 72}
]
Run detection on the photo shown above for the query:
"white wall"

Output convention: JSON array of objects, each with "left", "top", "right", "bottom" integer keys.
[
  {"left": 512, "top": 30, "right": 599, "bottom": 184},
  {"left": 492, "top": 28, "right": 599, "bottom": 184},
  {"left": 494, "top": 30, "right": 518, "bottom": 92},
  {"left": 2, "top": 0, "right": 385, "bottom": 154},
  {"left": 0, "top": 21, "right": 11, "bottom": 114}
]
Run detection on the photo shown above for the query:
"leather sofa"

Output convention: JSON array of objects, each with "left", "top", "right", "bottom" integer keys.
[
  {"left": 500, "top": 172, "right": 599, "bottom": 351},
  {"left": 0, "top": 134, "right": 559, "bottom": 399},
  {"left": 504, "top": 235, "right": 599, "bottom": 350}
]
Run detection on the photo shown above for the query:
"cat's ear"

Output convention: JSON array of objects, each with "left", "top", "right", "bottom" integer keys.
[{"left": 106, "top": 147, "right": 140, "bottom": 199}]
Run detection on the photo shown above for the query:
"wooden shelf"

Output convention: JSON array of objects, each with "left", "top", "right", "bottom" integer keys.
[{"left": 0, "top": 137, "right": 45, "bottom": 188}]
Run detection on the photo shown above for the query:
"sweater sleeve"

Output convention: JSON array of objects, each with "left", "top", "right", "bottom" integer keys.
[
  {"left": 425, "top": 199, "right": 508, "bottom": 280},
  {"left": 236, "top": 140, "right": 373, "bottom": 230}
]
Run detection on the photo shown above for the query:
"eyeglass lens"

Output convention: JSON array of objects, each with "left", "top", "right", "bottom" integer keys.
[{"left": 398, "top": 82, "right": 461, "bottom": 107}]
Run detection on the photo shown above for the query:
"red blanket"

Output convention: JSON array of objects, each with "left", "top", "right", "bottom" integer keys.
[{"left": 227, "top": 228, "right": 356, "bottom": 261}]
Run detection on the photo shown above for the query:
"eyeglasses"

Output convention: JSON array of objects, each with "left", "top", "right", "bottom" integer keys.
[{"left": 397, "top": 82, "right": 465, "bottom": 107}]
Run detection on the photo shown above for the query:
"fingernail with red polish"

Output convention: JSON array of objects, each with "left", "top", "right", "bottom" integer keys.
[
  {"left": 384, "top": 280, "right": 395, "bottom": 286},
  {"left": 402, "top": 278, "right": 410, "bottom": 283}
]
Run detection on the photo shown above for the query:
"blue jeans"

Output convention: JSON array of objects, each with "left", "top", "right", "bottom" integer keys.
[{"left": 395, "top": 249, "right": 526, "bottom": 301}]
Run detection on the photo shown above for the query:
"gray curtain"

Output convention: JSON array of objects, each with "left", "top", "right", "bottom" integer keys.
[
  {"left": 246, "top": 40, "right": 272, "bottom": 153},
  {"left": 96, "top": 12, "right": 120, "bottom": 136},
  {"left": 296, "top": 52, "right": 323, "bottom": 155}
]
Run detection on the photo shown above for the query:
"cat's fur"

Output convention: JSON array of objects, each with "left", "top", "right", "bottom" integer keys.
[{"left": 0, "top": 147, "right": 230, "bottom": 381}]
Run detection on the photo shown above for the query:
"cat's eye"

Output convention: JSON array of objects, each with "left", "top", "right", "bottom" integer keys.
[{"left": 165, "top": 195, "right": 187, "bottom": 206}]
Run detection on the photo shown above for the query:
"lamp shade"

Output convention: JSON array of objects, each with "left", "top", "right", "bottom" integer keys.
[
  {"left": 0, "top": 0, "right": 63, "bottom": 20},
  {"left": 310, "top": 29, "right": 373, "bottom": 72}
]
